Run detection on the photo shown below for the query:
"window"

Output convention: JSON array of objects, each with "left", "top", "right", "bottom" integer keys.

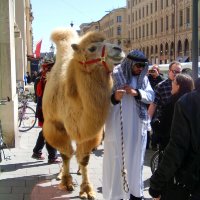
[
  {"left": 139, "top": 9, "right": 141, "bottom": 19},
  {"left": 161, "top": 0, "right": 163, "bottom": 10},
  {"left": 143, "top": 7, "right": 145, "bottom": 17},
  {"left": 151, "top": 21, "right": 153, "bottom": 35},
  {"left": 166, "top": 16, "right": 169, "bottom": 31},
  {"left": 139, "top": 26, "right": 141, "bottom": 38},
  {"left": 132, "top": 28, "right": 134, "bottom": 40},
  {"left": 179, "top": 10, "right": 183, "bottom": 27},
  {"left": 161, "top": 18, "right": 163, "bottom": 32},
  {"left": 143, "top": 24, "right": 145, "bottom": 37},
  {"left": 150, "top": 3, "right": 153, "bottom": 14},
  {"left": 117, "top": 16, "right": 122, "bottom": 23},
  {"left": 146, "top": 5, "right": 148, "bottom": 16},
  {"left": 186, "top": 7, "right": 190, "bottom": 25},
  {"left": 155, "top": 20, "right": 157, "bottom": 34},
  {"left": 117, "top": 26, "right": 121, "bottom": 35},
  {"left": 135, "top": 11, "right": 137, "bottom": 21},
  {"left": 155, "top": 0, "right": 157, "bottom": 12},
  {"left": 146, "top": 23, "right": 149, "bottom": 36},
  {"left": 136, "top": 27, "right": 138, "bottom": 39},
  {"left": 172, "top": 13, "right": 175, "bottom": 29}
]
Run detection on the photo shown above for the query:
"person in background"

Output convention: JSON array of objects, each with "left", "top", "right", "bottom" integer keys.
[
  {"left": 26, "top": 72, "right": 31, "bottom": 84},
  {"left": 32, "top": 60, "right": 61, "bottom": 164},
  {"left": 147, "top": 64, "right": 164, "bottom": 150},
  {"left": 148, "top": 61, "right": 182, "bottom": 151},
  {"left": 103, "top": 49, "right": 154, "bottom": 200},
  {"left": 31, "top": 71, "right": 38, "bottom": 83},
  {"left": 156, "top": 73, "right": 194, "bottom": 161},
  {"left": 148, "top": 64, "right": 164, "bottom": 90},
  {"left": 149, "top": 81, "right": 200, "bottom": 200}
]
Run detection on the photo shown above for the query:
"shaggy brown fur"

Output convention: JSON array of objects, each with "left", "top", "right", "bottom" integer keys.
[{"left": 42, "top": 28, "right": 125, "bottom": 199}]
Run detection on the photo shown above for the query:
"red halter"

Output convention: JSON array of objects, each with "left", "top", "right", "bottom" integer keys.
[{"left": 78, "top": 45, "right": 110, "bottom": 73}]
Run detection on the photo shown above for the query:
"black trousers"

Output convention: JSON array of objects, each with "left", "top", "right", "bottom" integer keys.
[{"left": 33, "top": 130, "right": 57, "bottom": 160}]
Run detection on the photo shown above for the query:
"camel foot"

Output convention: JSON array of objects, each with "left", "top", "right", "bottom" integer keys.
[
  {"left": 61, "top": 174, "right": 75, "bottom": 191},
  {"left": 79, "top": 182, "right": 96, "bottom": 199}
]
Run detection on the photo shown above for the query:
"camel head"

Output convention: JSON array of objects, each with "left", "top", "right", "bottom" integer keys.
[{"left": 71, "top": 31, "right": 125, "bottom": 73}]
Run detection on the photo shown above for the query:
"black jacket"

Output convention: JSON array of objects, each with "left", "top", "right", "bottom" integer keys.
[{"left": 149, "top": 88, "right": 200, "bottom": 198}]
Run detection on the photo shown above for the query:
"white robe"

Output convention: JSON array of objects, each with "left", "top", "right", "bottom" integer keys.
[{"left": 103, "top": 76, "right": 154, "bottom": 200}]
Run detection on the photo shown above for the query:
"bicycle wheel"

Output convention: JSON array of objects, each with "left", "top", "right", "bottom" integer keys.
[
  {"left": 18, "top": 106, "right": 36, "bottom": 132},
  {"left": 150, "top": 150, "right": 160, "bottom": 174}
]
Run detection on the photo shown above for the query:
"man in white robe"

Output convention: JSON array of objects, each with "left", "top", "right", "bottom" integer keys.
[{"left": 103, "top": 49, "right": 155, "bottom": 200}]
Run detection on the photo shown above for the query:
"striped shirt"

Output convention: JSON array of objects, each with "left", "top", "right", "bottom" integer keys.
[{"left": 154, "top": 78, "right": 172, "bottom": 117}]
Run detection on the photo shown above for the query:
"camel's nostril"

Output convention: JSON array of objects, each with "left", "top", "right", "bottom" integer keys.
[{"left": 113, "top": 46, "right": 122, "bottom": 52}]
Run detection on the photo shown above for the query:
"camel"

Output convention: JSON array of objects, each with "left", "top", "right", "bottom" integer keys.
[{"left": 42, "top": 28, "right": 125, "bottom": 199}]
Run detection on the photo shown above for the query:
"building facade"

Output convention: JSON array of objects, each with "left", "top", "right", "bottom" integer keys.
[
  {"left": 80, "top": 0, "right": 200, "bottom": 64},
  {"left": 0, "top": 0, "right": 33, "bottom": 147}
]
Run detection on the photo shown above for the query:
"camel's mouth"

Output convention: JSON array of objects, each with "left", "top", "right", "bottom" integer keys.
[
  {"left": 108, "top": 52, "right": 125, "bottom": 64},
  {"left": 108, "top": 54, "right": 125, "bottom": 64}
]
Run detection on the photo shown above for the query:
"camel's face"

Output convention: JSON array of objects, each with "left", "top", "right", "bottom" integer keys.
[{"left": 72, "top": 40, "right": 125, "bottom": 73}]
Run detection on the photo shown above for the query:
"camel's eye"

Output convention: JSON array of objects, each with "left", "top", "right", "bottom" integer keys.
[{"left": 88, "top": 46, "right": 97, "bottom": 52}]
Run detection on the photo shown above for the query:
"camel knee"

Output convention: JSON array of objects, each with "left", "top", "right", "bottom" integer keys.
[{"left": 79, "top": 155, "right": 90, "bottom": 166}]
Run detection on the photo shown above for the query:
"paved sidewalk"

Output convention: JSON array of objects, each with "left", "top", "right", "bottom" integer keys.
[{"left": 0, "top": 123, "right": 154, "bottom": 200}]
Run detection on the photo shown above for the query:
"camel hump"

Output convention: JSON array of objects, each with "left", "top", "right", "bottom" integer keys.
[
  {"left": 50, "top": 28, "right": 79, "bottom": 63},
  {"left": 51, "top": 27, "right": 78, "bottom": 44}
]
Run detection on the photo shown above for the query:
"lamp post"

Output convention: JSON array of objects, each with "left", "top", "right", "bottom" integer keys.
[
  {"left": 192, "top": 0, "right": 199, "bottom": 80},
  {"left": 70, "top": 21, "right": 74, "bottom": 27},
  {"left": 173, "top": 0, "right": 176, "bottom": 61},
  {"left": 49, "top": 43, "right": 55, "bottom": 59}
]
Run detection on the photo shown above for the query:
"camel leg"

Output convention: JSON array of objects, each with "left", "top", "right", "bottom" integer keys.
[
  {"left": 76, "top": 137, "right": 101, "bottom": 200},
  {"left": 43, "top": 120, "right": 74, "bottom": 191},
  {"left": 59, "top": 153, "right": 75, "bottom": 191}
]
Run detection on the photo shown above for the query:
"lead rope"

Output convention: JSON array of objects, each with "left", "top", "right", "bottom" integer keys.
[{"left": 119, "top": 101, "right": 129, "bottom": 193}]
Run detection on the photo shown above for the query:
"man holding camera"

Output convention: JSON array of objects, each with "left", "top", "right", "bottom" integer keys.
[
  {"left": 148, "top": 64, "right": 164, "bottom": 90},
  {"left": 147, "top": 64, "right": 164, "bottom": 150},
  {"left": 148, "top": 61, "right": 182, "bottom": 151}
]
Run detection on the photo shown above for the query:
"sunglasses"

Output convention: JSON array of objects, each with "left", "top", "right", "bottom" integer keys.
[
  {"left": 134, "top": 63, "right": 146, "bottom": 68},
  {"left": 170, "top": 70, "right": 181, "bottom": 75}
]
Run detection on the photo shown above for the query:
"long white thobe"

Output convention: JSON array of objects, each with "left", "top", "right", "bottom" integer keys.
[{"left": 103, "top": 76, "right": 154, "bottom": 200}]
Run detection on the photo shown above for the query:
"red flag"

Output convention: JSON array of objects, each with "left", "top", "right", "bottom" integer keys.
[{"left": 34, "top": 39, "right": 42, "bottom": 58}]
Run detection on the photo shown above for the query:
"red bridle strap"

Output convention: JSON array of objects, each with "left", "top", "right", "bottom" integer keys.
[{"left": 78, "top": 45, "right": 110, "bottom": 73}]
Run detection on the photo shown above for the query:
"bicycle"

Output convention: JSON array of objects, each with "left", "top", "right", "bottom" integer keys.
[
  {"left": 18, "top": 94, "right": 37, "bottom": 132},
  {"left": 0, "top": 98, "right": 10, "bottom": 162}
]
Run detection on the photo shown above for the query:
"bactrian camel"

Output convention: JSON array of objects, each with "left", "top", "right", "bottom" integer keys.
[{"left": 42, "top": 28, "right": 125, "bottom": 199}]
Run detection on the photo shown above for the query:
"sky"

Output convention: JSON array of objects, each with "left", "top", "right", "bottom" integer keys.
[{"left": 31, "top": 0, "right": 126, "bottom": 52}]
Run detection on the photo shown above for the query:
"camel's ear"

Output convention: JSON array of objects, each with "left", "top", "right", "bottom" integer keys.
[{"left": 71, "top": 44, "right": 79, "bottom": 52}]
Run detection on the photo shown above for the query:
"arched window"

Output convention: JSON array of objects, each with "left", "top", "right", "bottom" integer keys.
[
  {"left": 170, "top": 42, "right": 174, "bottom": 56},
  {"left": 155, "top": 45, "right": 158, "bottom": 54},
  {"left": 177, "top": 40, "right": 182, "bottom": 56},
  {"left": 151, "top": 46, "right": 154, "bottom": 54},
  {"left": 160, "top": 44, "right": 163, "bottom": 56},
  {"left": 184, "top": 39, "right": 189, "bottom": 56},
  {"left": 165, "top": 43, "right": 169, "bottom": 55}
]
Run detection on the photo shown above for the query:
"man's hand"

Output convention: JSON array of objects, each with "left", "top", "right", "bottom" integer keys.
[
  {"left": 114, "top": 89, "right": 126, "bottom": 101},
  {"left": 124, "top": 85, "right": 138, "bottom": 96}
]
